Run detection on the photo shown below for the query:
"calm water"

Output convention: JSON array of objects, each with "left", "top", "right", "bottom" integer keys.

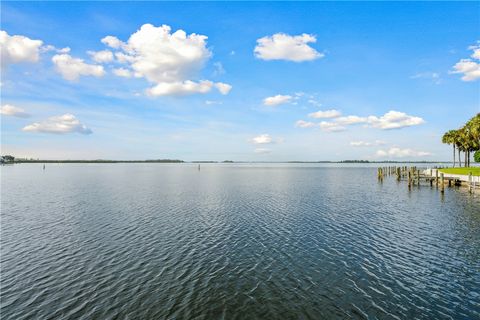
[{"left": 1, "top": 163, "right": 479, "bottom": 319}]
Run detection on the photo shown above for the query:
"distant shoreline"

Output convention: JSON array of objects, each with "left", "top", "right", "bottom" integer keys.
[{"left": 6, "top": 159, "right": 455, "bottom": 164}]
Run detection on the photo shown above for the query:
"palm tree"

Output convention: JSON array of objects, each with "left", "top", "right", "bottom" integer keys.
[
  {"left": 442, "top": 114, "right": 480, "bottom": 168},
  {"left": 463, "top": 114, "right": 480, "bottom": 167},
  {"left": 442, "top": 130, "right": 459, "bottom": 167}
]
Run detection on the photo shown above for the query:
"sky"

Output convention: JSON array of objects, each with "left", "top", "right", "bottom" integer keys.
[{"left": 1, "top": 1, "right": 479, "bottom": 161}]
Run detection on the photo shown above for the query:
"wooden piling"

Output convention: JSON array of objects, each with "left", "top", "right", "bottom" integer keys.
[
  {"left": 469, "top": 172, "right": 472, "bottom": 193},
  {"left": 440, "top": 173, "right": 445, "bottom": 193}
]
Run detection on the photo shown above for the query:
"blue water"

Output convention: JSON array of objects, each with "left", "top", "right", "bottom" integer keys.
[{"left": 1, "top": 163, "right": 479, "bottom": 319}]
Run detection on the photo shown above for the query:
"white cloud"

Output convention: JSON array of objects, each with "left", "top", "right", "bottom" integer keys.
[
  {"left": 251, "top": 134, "right": 273, "bottom": 144},
  {"left": 451, "top": 42, "right": 480, "bottom": 81},
  {"left": 295, "top": 110, "right": 423, "bottom": 131},
  {"left": 335, "top": 115, "right": 368, "bottom": 125},
  {"left": 22, "top": 114, "right": 92, "bottom": 134},
  {"left": 0, "top": 104, "right": 30, "bottom": 118},
  {"left": 101, "top": 35, "right": 123, "bottom": 49},
  {"left": 254, "top": 148, "right": 271, "bottom": 154},
  {"left": 215, "top": 82, "right": 232, "bottom": 95},
  {"left": 205, "top": 100, "right": 223, "bottom": 105},
  {"left": 263, "top": 94, "right": 292, "bottom": 106},
  {"left": 308, "top": 109, "right": 341, "bottom": 119},
  {"left": 350, "top": 141, "right": 372, "bottom": 147},
  {"left": 366, "top": 111, "right": 424, "bottom": 129},
  {"left": 102, "top": 24, "right": 231, "bottom": 96},
  {"left": 147, "top": 80, "right": 213, "bottom": 96},
  {"left": 375, "top": 147, "right": 432, "bottom": 158},
  {"left": 146, "top": 80, "right": 229, "bottom": 96},
  {"left": 410, "top": 72, "right": 441, "bottom": 84},
  {"left": 470, "top": 43, "right": 480, "bottom": 59},
  {"left": 41, "top": 45, "right": 70, "bottom": 54},
  {"left": 88, "top": 50, "right": 114, "bottom": 63},
  {"left": 0, "top": 30, "right": 43, "bottom": 67},
  {"left": 319, "top": 121, "right": 346, "bottom": 132},
  {"left": 52, "top": 54, "right": 105, "bottom": 81},
  {"left": 350, "top": 140, "right": 385, "bottom": 147},
  {"left": 58, "top": 47, "right": 71, "bottom": 54},
  {"left": 112, "top": 67, "right": 132, "bottom": 78},
  {"left": 254, "top": 33, "right": 323, "bottom": 62},
  {"left": 295, "top": 120, "right": 316, "bottom": 128},
  {"left": 307, "top": 99, "right": 322, "bottom": 107},
  {"left": 451, "top": 59, "right": 480, "bottom": 81}
]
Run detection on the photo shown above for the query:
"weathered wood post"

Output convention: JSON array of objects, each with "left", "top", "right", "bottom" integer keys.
[
  {"left": 440, "top": 173, "right": 445, "bottom": 193},
  {"left": 469, "top": 172, "right": 472, "bottom": 193},
  {"left": 417, "top": 169, "right": 421, "bottom": 186},
  {"left": 435, "top": 170, "right": 439, "bottom": 188}
]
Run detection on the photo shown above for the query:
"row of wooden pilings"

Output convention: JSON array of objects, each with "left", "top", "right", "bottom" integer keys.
[{"left": 377, "top": 166, "right": 449, "bottom": 193}]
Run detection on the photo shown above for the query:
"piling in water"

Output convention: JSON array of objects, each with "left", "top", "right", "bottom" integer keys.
[{"left": 440, "top": 173, "right": 445, "bottom": 193}]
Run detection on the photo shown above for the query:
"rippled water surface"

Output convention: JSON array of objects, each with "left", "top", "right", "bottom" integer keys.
[{"left": 1, "top": 163, "right": 479, "bottom": 319}]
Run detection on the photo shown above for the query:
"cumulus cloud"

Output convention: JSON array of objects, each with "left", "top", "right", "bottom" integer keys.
[
  {"left": 101, "top": 24, "right": 231, "bottom": 96},
  {"left": 101, "top": 35, "right": 123, "bottom": 49},
  {"left": 22, "top": 114, "right": 92, "bottom": 134},
  {"left": 295, "top": 110, "right": 424, "bottom": 132},
  {"left": 471, "top": 43, "right": 480, "bottom": 59},
  {"left": 295, "top": 120, "right": 316, "bottom": 128},
  {"left": 451, "top": 42, "right": 480, "bottom": 81},
  {"left": 375, "top": 147, "right": 432, "bottom": 158},
  {"left": 319, "top": 121, "right": 346, "bottom": 132},
  {"left": 451, "top": 59, "right": 480, "bottom": 81},
  {"left": 308, "top": 109, "right": 341, "bottom": 119},
  {"left": 215, "top": 82, "right": 232, "bottom": 95},
  {"left": 0, "top": 30, "right": 43, "bottom": 68},
  {"left": 112, "top": 67, "right": 132, "bottom": 78},
  {"left": 251, "top": 134, "right": 273, "bottom": 144},
  {"left": 350, "top": 140, "right": 385, "bottom": 147},
  {"left": 335, "top": 115, "right": 368, "bottom": 125},
  {"left": 254, "top": 148, "right": 271, "bottom": 154},
  {"left": 263, "top": 94, "right": 292, "bottom": 106},
  {"left": 52, "top": 54, "right": 105, "bottom": 81},
  {"left": 88, "top": 50, "right": 114, "bottom": 63},
  {"left": 0, "top": 104, "right": 30, "bottom": 118},
  {"left": 146, "top": 80, "right": 229, "bottom": 96},
  {"left": 254, "top": 33, "right": 323, "bottom": 62},
  {"left": 366, "top": 111, "right": 424, "bottom": 129},
  {"left": 147, "top": 80, "right": 212, "bottom": 97}
]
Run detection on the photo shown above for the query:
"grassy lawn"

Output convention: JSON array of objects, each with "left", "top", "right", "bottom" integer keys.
[{"left": 439, "top": 167, "right": 480, "bottom": 176}]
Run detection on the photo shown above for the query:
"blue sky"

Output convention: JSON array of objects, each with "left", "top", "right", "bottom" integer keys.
[{"left": 1, "top": 1, "right": 479, "bottom": 161}]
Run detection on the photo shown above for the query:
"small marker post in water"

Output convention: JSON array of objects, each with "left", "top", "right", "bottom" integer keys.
[
  {"left": 43, "top": 164, "right": 45, "bottom": 170},
  {"left": 198, "top": 164, "right": 200, "bottom": 171}
]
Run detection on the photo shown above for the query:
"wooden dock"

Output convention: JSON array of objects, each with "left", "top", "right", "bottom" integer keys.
[{"left": 377, "top": 166, "right": 479, "bottom": 194}]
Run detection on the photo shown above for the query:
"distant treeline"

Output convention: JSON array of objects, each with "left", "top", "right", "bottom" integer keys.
[
  {"left": 14, "top": 159, "right": 184, "bottom": 163},
  {"left": 4, "top": 157, "right": 454, "bottom": 164}
]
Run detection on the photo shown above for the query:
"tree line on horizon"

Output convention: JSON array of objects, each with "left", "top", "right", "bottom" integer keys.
[{"left": 442, "top": 113, "right": 480, "bottom": 167}]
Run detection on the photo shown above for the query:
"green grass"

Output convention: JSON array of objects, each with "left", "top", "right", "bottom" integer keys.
[{"left": 439, "top": 167, "right": 480, "bottom": 176}]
